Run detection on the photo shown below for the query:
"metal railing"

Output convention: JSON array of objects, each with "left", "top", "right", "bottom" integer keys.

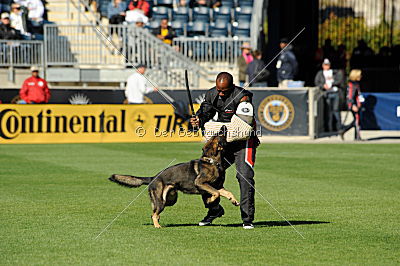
[
  {"left": 44, "top": 24, "right": 127, "bottom": 66},
  {"left": 0, "top": 40, "right": 44, "bottom": 67},
  {"left": 4, "top": 25, "right": 248, "bottom": 87},
  {"left": 173, "top": 37, "right": 251, "bottom": 67},
  {"left": 126, "top": 26, "right": 212, "bottom": 87}
]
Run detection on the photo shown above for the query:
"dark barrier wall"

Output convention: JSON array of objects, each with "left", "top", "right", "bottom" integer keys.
[
  {"left": 0, "top": 88, "right": 310, "bottom": 136},
  {"left": 361, "top": 93, "right": 400, "bottom": 130},
  {"left": 252, "top": 90, "right": 309, "bottom": 136}
]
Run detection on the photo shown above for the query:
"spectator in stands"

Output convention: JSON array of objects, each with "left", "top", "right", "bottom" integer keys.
[
  {"left": 128, "top": 0, "right": 150, "bottom": 17},
  {"left": 84, "top": 0, "right": 97, "bottom": 12},
  {"left": 237, "top": 42, "right": 253, "bottom": 87},
  {"left": 135, "top": 17, "right": 144, "bottom": 27},
  {"left": 10, "top": 3, "right": 28, "bottom": 37},
  {"left": 246, "top": 50, "right": 269, "bottom": 87},
  {"left": 190, "top": 0, "right": 221, "bottom": 8},
  {"left": 14, "top": 0, "right": 44, "bottom": 34},
  {"left": 340, "top": 69, "right": 362, "bottom": 141},
  {"left": 108, "top": 0, "right": 127, "bottom": 35},
  {"left": 125, "top": 64, "right": 157, "bottom": 104},
  {"left": 19, "top": 66, "right": 50, "bottom": 104},
  {"left": 153, "top": 18, "right": 176, "bottom": 45},
  {"left": 25, "top": 0, "right": 44, "bottom": 25},
  {"left": 0, "top": 12, "right": 22, "bottom": 39},
  {"left": 314, "top": 58, "right": 344, "bottom": 132},
  {"left": 276, "top": 37, "right": 298, "bottom": 87}
]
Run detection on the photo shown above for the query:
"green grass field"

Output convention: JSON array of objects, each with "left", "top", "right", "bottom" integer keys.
[{"left": 1, "top": 142, "right": 399, "bottom": 265}]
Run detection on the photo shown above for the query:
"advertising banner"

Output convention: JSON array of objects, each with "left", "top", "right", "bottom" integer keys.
[
  {"left": 0, "top": 104, "right": 201, "bottom": 144},
  {"left": 361, "top": 93, "right": 400, "bottom": 130}
]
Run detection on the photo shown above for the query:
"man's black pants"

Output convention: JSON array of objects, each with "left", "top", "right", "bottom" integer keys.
[{"left": 202, "top": 138, "right": 257, "bottom": 223}]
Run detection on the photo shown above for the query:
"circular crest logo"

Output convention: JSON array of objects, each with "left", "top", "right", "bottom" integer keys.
[{"left": 258, "top": 95, "right": 295, "bottom": 131}]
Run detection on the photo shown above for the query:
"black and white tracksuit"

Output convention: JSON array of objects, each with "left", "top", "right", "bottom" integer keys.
[{"left": 196, "top": 86, "right": 258, "bottom": 223}]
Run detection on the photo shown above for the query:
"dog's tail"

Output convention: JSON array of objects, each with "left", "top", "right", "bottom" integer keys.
[{"left": 109, "top": 174, "right": 153, "bottom": 188}]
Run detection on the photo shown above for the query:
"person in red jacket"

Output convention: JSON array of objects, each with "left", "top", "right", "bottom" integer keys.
[
  {"left": 19, "top": 66, "right": 50, "bottom": 104},
  {"left": 128, "top": 0, "right": 150, "bottom": 17}
]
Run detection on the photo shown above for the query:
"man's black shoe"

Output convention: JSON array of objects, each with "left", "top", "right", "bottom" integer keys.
[{"left": 198, "top": 206, "right": 225, "bottom": 226}]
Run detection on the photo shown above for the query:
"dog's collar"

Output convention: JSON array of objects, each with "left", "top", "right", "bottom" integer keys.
[{"left": 201, "top": 157, "right": 220, "bottom": 167}]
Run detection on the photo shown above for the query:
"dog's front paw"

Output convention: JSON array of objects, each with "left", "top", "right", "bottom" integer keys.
[{"left": 231, "top": 200, "right": 240, "bottom": 206}]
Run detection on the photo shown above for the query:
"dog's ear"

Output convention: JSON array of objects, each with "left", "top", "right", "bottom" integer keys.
[
  {"left": 218, "top": 125, "right": 228, "bottom": 137},
  {"left": 217, "top": 125, "right": 227, "bottom": 151}
]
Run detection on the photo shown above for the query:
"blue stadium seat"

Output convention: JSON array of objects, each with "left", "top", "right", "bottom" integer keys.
[
  {"left": 210, "top": 28, "right": 228, "bottom": 37},
  {"left": 187, "top": 21, "right": 208, "bottom": 36},
  {"left": 171, "top": 20, "right": 186, "bottom": 36},
  {"left": 236, "top": 20, "right": 250, "bottom": 29},
  {"left": 154, "top": 0, "right": 173, "bottom": 7},
  {"left": 213, "top": 6, "right": 231, "bottom": 22},
  {"left": 214, "top": 13, "right": 231, "bottom": 23},
  {"left": 215, "top": 6, "right": 231, "bottom": 15},
  {"left": 152, "top": 6, "right": 171, "bottom": 20},
  {"left": 238, "top": 6, "right": 253, "bottom": 14},
  {"left": 172, "top": 7, "right": 190, "bottom": 23},
  {"left": 237, "top": 0, "right": 253, "bottom": 7},
  {"left": 235, "top": 7, "right": 252, "bottom": 22},
  {"left": 232, "top": 27, "right": 250, "bottom": 37},
  {"left": 220, "top": 0, "right": 234, "bottom": 8},
  {"left": 213, "top": 20, "right": 229, "bottom": 29},
  {"left": 193, "top": 7, "right": 211, "bottom": 22}
]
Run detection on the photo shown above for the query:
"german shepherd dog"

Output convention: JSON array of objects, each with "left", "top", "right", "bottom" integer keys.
[{"left": 109, "top": 126, "right": 239, "bottom": 228}]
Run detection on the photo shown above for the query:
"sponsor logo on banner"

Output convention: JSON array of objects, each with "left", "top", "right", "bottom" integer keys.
[
  {"left": 0, "top": 105, "right": 201, "bottom": 144},
  {"left": 258, "top": 95, "right": 295, "bottom": 131}
]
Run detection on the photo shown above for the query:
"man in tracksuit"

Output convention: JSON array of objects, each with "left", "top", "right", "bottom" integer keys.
[{"left": 190, "top": 72, "right": 258, "bottom": 229}]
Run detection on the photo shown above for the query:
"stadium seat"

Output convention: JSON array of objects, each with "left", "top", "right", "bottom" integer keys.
[
  {"left": 235, "top": 6, "right": 253, "bottom": 22},
  {"left": 187, "top": 21, "right": 208, "bottom": 36},
  {"left": 172, "top": 7, "right": 190, "bottom": 23},
  {"left": 214, "top": 13, "right": 231, "bottom": 23},
  {"left": 235, "top": 9, "right": 252, "bottom": 23},
  {"left": 154, "top": 0, "right": 173, "bottom": 7},
  {"left": 235, "top": 20, "right": 250, "bottom": 29},
  {"left": 220, "top": 0, "right": 234, "bottom": 8},
  {"left": 193, "top": 7, "right": 211, "bottom": 22},
  {"left": 210, "top": 28, "right": 228, "bottom": 37},
  {"left": 232, "top": 27, "right": 250, "bottom": 37},
  {"left": 171, "top": 20, "right": 186, "bottom": 36},
  {"left": 237, "top": 6, "right": 253, "bottom": 14},
  {"left": 212, "top": 20, "right": 229, "bottom": 30},
  {"left": 213, "top": 6, "right": 231, "bottom": 23},
  {"left": 237, "top": 0, "right": 253, "bottom": 7},
  {"left": 152, "top": 6, "right": 171, "bottom": 20}
]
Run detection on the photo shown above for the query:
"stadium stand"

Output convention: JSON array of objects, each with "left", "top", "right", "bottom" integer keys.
[{"left": 0, "top": 0, "right": 253, "bottom": 89}]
